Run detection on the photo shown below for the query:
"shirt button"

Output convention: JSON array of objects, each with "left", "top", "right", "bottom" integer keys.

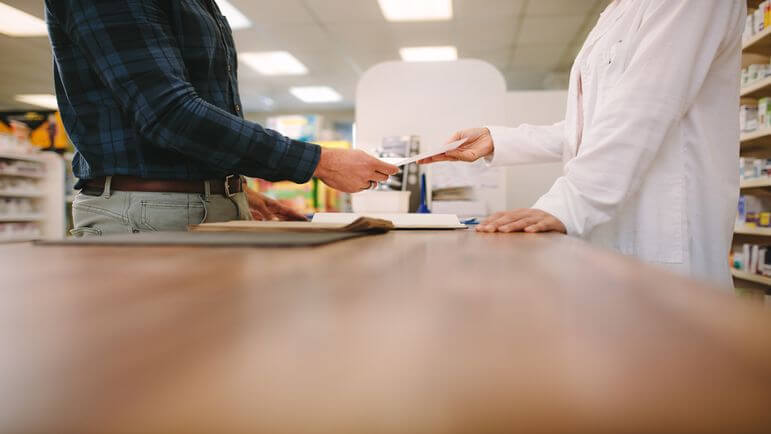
[
  {"left": 227, "top": 64, "right": 232, "bottom": 72},
  {"left": 235, "top": 104, "right": 241, "bottom": 112}
]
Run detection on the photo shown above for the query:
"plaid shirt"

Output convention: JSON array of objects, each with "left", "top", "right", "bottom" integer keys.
[{"left": 45, "top": 0, "right": 321, "bottom": 186}]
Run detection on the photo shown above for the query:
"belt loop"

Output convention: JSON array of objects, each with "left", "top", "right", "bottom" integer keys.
[
  {"left": 203, "top": 180, "right": 211, "bottom": 201},
  {"left": 102, "top": 176, "right": 113, "bottom": 199}
]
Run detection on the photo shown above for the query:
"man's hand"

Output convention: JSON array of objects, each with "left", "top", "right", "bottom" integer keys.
[
  {"left": 245, "top": 186, "right": 307, "bottom": 221},
  {"left": 419, "top": 127, "right": 494, "bottom": 164},
  {"left": 477, "top": 209, "right": 567, "bottom": 234},
  {"left": 314, "top": 148, "right": 399, "bottom": 193}
]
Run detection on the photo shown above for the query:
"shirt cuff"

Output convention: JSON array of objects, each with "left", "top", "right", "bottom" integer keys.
[
  {"left": 273, "top": 139, "right": 322, "bottom": 184},
  {"left": 483, "top": 126, "right": 506, "bottom": 168},
  {"left": 531, "top": 187, "right": 577, "bottom": 237}
]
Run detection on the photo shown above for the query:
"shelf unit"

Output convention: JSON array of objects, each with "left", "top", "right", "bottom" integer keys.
[
  {"left": 735, "top": 1, "right": 771, "bottom": 293},
  {"left": 0, "top": 149, "right": 66, "bottom": 243},
  {"left": 735, "top": 225, "right": 771, "bottom": 236},
  {"left": 740, "top": 177, "right": 771, "bottom": 189},
  {"left": 741, "top": 76, "right": 771, "bottom": 98},
  {"left": 732, "top": 268, "right": 771, "bottom": 286}
]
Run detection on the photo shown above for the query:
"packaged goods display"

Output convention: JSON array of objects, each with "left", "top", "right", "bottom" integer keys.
[
  {"left": 736, "top": 195, "right": 771, "bottom": 228},
  {"left": 0, "top": 158, "right": 44, "bottom": 177},
  {"left": 731, "top": 243, "right": 771, "bottom": 277},
  {"left": 744, "top": 1, "right": 771, "bottom": 42},
  {"left": 740, "top": 104, "right": 759, "bottom": 132}
]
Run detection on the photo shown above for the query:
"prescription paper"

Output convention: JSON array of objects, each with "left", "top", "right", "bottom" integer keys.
[{"left": 380, "top": 138, "right": 468, "bottom": 167}]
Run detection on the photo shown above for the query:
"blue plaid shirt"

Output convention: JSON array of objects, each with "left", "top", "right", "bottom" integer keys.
[{"left": 45, "top": 0, "right": 321, "bottom": 187}]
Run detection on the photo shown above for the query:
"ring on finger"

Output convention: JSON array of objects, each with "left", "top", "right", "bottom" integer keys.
[{"left": 369, "top": 181, "right": 378, "bottom": 190}]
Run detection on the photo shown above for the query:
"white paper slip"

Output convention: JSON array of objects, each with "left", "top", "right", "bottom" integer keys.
[
  {"left": 312, "top": 213, "right": 467, "bottom": 230},
  {"left": 380, "top": 138, "right": 468, "bottom": 167}
]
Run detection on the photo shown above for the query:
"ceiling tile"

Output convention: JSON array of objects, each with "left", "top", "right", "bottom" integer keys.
[
  {"left": 326, "top": 22, "right": 396, "bottom": 53},
  {"left": 453, "top": 18, "right": 518, "bottom": 51},
  {"left": 510, "top": 44, "right": 566, "bottom": 69},
  {"left": 454, "top": 0, "right": 526, "bottom": 21},
  {"left": 229, "top": 0, "right": 316, "bottom": 25},
  {"left": 526, "top": 0, "right": 604, "bottom": 16},
  {"left": 388, "top": 22, "right": 454, "bottom": 47},
  {"left": 517, "top": 15, "right": 585, "bottom": 45},
  {"left": 462, "top": 49, "right": 512, "bottom": 72},
  {"left": 303, "top": 0, "right": 384, "bottom": 23}
]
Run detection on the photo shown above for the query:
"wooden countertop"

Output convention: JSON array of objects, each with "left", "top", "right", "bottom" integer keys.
[{"left": 1, "top": 231, "right": 770, "bottom": 433}]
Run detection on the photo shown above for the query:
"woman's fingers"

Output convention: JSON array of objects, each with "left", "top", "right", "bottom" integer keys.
[{"left": 498, "top": 218, "right": 538, "bottom": 233}]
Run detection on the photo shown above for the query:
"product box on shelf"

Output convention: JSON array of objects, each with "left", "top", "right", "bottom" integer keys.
[
  {"left": 737, "top": 194, "right": 771, "bottom": 227},
  {"left": 741, "top": 104, "right": 759, "bottom": 132},
  {"left": 732, "top": 243, "right": 771, "bottom": 276}
]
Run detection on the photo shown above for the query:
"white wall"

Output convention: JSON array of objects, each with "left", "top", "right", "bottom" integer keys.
[{"left": 503, "top": 90, "right": 567, "bottom": 209}]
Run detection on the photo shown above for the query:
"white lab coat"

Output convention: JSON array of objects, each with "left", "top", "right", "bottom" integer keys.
[{"left": 487, "top": 0, "right": 745, "bottom": 287}]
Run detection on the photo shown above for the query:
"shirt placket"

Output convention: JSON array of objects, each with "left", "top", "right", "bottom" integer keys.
[{"left": 207, "top": 1, "right": 242, "bottom": 117}]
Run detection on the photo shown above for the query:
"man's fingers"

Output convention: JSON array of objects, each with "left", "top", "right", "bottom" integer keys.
[
  {"left": 251, "top": 210, "right": 266, "bottom": 221},
  {"left": 253, "top": 200, "right": 276, "bottom": 221},
  {"left": 373, "top": 171, "right": 390, "bottom": 182},
  {"left": 373, "top": 160, "right": 400, "bottom": 176}
]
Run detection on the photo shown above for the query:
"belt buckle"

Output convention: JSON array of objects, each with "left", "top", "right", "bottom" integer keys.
[{"left": 224, "top": 174, "right": 237, "bottom": 198}]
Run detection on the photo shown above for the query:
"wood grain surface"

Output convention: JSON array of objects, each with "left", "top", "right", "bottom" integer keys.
[{"left": 1, "top": 231, "right": 770, "bottom": 433}]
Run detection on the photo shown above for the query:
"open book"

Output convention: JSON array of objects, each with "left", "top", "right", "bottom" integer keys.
[
  {"left": 312, "top": 213, "right": 467, "bottom": 229},
  {"left": 189, "top": 217, "right": 394, "bottom": 234}
]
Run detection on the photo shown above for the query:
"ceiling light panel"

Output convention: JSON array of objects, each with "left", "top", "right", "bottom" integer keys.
[
  {"left": 378, "top": 0, "right": 453, "bottom": 22},
  {"left": 15, "top": 94, "right": 59, "bottom": 110},
  {"left": 289, "top": 87, "right": 343, "bottom": 104},
  {"left": 400, "top": 46, "right": 458, "bottom": 62},
  {"left": 0, "top": 2, "right": 48, "bottom": 37},
  {"left": 214, "top": 0, "right": 252, "bottom": 30},
  {"left": 240, "top": 51, "right": 309, "bottom": 76}
]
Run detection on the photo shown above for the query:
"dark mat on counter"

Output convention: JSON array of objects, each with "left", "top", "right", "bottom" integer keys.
[{"left": 36, "top": 231, "right": 370, "bottom": 248}]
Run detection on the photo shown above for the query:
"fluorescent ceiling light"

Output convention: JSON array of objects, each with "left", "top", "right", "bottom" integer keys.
[
  {"left": 214, "top": 0, "right": 252, "bottom": 30},
  {"left": 378, "top": 0, "right": 452, "bottom": 22},
  {"left": 0, "top": 2, "right": 48, "bottom": 37},
  {"left": 400, "top": 46, "right": 458, "bottom": 62},
  {"left": 15, "top": 94, "right": 59, "bottom": 110},
  {"left": 290, "top": 87, "right": 342, "bottom": 104},
  {"left": 240, "top": 51, "right": 308, "bottom": 76}
]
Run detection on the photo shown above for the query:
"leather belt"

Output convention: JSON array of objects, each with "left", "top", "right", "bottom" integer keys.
[{"left": 81, "top": 175, "right": 244, "bottom": 197}]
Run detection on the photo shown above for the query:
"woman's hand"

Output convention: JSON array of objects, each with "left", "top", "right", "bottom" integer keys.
[
  {"left": 245, "top": 186, "right": 308, "bottom": 221},
  {"left": 418, "top": 127, "right": 494, "bottom": 164},
  {"left": 477, "top": 209, "right": 566, "bottom": 234}
]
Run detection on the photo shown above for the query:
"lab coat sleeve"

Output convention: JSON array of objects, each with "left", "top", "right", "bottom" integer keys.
[
  {"left": 485, "top": 121, "right": 566, "bottom": 166},
  {"left": 532, "top": 0, "right": 742, "bottom": 237}
]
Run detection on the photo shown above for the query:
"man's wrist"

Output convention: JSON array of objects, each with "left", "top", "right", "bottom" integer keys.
[{"left": 313, "top": 147, "right": 329, "bottom": 179}]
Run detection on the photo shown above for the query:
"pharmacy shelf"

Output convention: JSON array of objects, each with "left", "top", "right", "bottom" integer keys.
[
  {"left": 740, "top": 128, "right": 771, "bottom": 149},
  {"left": 0, "top": 234, "right": 38, "bottom": 244},
  {"left": 0, "top": 214, "right": 45, "bottom": 223},
  {"left": 744, "top": 25, "right": 771, "bottom": 54},
  {"left": 732, "top": 268, "right": 771, "bottom": 286},
  {"left": 740, "top": 177, "right": 771, "bottom": 189},
  {"left": 741, "top": 76, "right": 771, "bottom": 98},
  {"left": 0, "top": 170, "right": 46, "bottom": 179},
  {"left": 0, "top": 190, "right": 44, "bottom": 199},
  {"left": 735, "top": 225, "right": 771, "bottom": 236}
]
